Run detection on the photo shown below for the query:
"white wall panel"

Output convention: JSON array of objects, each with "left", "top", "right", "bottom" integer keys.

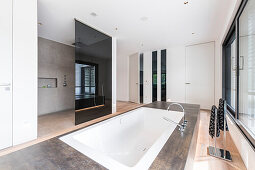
[
  {"left": 12, "top": 0, "right": 38, "bottom": 145},
  {"left": 167, "top": 46, "right": 186, "bottom": 103},
  {"left": 0, "top": 0, "right": 13, "bottom": 149},
  {"left": 117, "top": 56, "right": 129, "bottom": 101},
  {"left": 143, "top": 51, "right": 152, "bottom": 104},
  {"left": 185, "top": 42, "right": 215, "bottom": 110},
  {"left": 129, "top": 53, "right": 139, "bottom": 103}
]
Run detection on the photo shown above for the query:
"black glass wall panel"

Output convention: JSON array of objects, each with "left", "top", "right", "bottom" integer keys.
[
  {"left": 152, "top": 51, "right": 157, "bottom": 102},
  {"left": 74, "top": 19, "right": 112, "bottom": 125},
  {"left": 161, "top": 49, "right": 166, "bottom": 101},
  {"left": 140, "top": 53, "right": 143, "bottom": 103}
]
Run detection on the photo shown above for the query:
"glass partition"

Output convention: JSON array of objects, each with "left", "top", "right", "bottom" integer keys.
[{"left": 74, "top": 19, "right": 112, "bottom": 125}]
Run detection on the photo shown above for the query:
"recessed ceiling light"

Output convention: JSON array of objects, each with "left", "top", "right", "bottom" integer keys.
[
  {"left": 90, "top": 12, "right": 97, "bottom": 17},
  {"left": 140, "top": 17, "right": 148, "bottom": 21},
  {"left": 38, "top": 22, "right": 43, "bottom": 26},
  {"left": 184, "top": 1, "right": 188, "bottom": 5}
]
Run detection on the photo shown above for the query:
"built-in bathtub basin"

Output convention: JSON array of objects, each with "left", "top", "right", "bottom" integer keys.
[{"left": 60, "top": 107, "right": 184, "bottom": 170}]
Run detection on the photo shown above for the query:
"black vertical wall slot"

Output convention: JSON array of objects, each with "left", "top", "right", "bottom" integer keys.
[
  {"left": 152, "top": 51, "right": 157, "bottom": 102},
  {"left": 161, "top": 49, "right": 166, "bottom": 101},
  {"left": 140, "top": 53, "right": 144, "bottom": 104}
]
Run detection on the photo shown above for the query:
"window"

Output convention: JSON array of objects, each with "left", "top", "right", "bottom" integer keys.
[
  {"left": 223, "top": 30, "right": 236, "bottom": 116},
  {"left": 223, "top": 0, "right": 255, "bottom": 149}
]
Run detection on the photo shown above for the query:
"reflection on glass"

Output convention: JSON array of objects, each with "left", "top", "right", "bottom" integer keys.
[
  {"left": 75, "top": 63, "right": 96, "bottom": 96},
  {"left": 152, "top": 51, "right": 157, "bottom": 102},
  {"left": 239, "top": 0, "right": 255, "bottom": 136},
  {"left": 161, "top": 49, "right": 166, "bottom": 101}
]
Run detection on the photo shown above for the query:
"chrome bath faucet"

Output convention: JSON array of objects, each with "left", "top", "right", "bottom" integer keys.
[{"left": 167, "top": 103, "right": 187, "bottom": 129}]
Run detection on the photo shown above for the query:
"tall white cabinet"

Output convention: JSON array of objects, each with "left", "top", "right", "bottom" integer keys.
[
  {"left": 0, "top": 0, "right": 37, "bottom": 150},
  {"left": 185, "top": 42, "right": 215, "bottom": 109},
  {"left": 0, "top": 0, "right": 13, "bottom": 150},
  {"left": 129, "top": 53, "right": 139, "bottom": 103}
]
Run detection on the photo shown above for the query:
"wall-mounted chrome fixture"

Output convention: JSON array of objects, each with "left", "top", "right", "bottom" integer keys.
[{"left": 63, "top": 75, "right": 67, "bottom": 87}]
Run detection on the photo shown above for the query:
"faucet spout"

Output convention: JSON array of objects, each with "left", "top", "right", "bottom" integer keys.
[{"left": 167, "top": 102, "right": 187, "bottom": 128}]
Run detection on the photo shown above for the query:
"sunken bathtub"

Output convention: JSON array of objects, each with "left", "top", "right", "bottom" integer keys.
[{"left": 60, "top": 107, "right": 184, "bottom": 170}]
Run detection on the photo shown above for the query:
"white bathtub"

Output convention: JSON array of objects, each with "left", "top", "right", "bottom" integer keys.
[{"left": 60, "top": 107, "right": 183, "bottom": 170}]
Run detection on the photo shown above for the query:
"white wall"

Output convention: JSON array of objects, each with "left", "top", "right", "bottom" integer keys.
[
  {"left": 143, "top": 51, "right": 152, "bottom": 104},
  {"left": 12, "top": 0, "right": 38, "bottom": 145},
  {"left": 227, "top": 115, "right": 255, "bottom": 170},
  {"left": 117, "top": 55, "right": 129, "bottom": 101},
  {"left": 166, "top": 46, "right": 186, "bottom": 103}
]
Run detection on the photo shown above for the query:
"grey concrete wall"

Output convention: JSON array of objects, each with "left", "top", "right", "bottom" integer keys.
[{"left": 38, "top": 37, "right": 75, "bottom": 115}]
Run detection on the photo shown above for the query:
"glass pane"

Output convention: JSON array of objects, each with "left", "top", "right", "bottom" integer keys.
[
  {"left": 224, "top": 34, "right": 236, "bottom": 112},
  {"left": 152, "top": 51, "right": 157, "bottom": 102},
  {"left": 75, "top": 63, "right": 97, "bottom": 96},
  {"left": 85, "top": 87, "right": 90, "bottom": 94},
  {"left": 91, "top": 66, "right": 95, "bottom": 86},
  {"left": 239, "top": 0, "right": 255, "bottom": 136},
  {"left": 84, "top": 67, "right": 91, "bottom": 86},
  {"left": 140, "top": 53, "right": 143, "bottom": 103},
  {"left": 161, "top": 49, "right": 166, "bottom": 101},
  {"left": 91, "top": 87, "right": 95, "bottom": 94}
]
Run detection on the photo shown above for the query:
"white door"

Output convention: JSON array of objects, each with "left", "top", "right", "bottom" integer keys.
[
  {"left": 129, "top": 53, "right": 139, "bottom": 103},
  {"left": 185, "top": 42, "right": 214, "bottom": 109},
  {"left": 0, "top": 0, "right": 13, "bottom": 149}
]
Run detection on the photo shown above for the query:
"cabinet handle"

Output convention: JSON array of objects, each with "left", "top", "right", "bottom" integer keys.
[{"left": 185, "top": 83, "right": 191, "bottom": 85}]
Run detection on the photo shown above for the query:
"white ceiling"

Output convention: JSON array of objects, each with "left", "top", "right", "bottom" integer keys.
[{"left": 38, "top": 0, "right": 235, "bottom": 57}]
